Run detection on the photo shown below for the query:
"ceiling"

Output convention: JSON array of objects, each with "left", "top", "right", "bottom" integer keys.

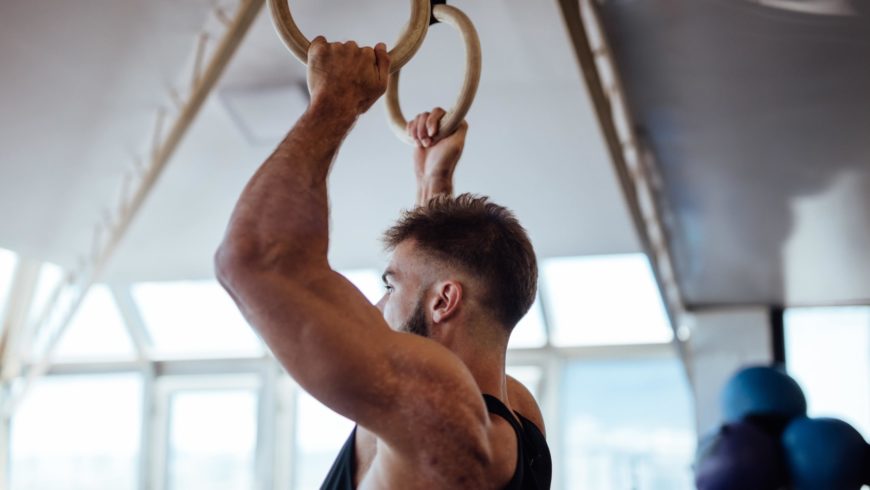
[
  {"left": 5, "top": 0, "right": 864, "bottom": 309},
  {"left": 597, "top": 0, "right": 870, "bottom": 307},
  {"left": 0, "top": 0, "right": 639, "bottom": 284}
]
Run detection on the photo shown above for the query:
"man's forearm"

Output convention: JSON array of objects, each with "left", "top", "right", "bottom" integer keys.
[
  {"left": 219, "top": 101, "right": 357, "bottom": 268},
  {"left": 416, "top": 177, "right": 454, "bottom": 205}
]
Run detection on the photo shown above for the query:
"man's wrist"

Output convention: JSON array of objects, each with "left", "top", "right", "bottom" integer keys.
[
  {"left": 306, "top": 96, "right": 359, "bottom": 127},
  {"left": 417, "top": 177, "right": 453, "bottom": 205},
  {"left": 418, "top": 175, "right": 453, "bottom": 190}
]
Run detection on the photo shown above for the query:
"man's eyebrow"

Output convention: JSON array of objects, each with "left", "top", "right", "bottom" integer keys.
[{"left": 381, "top": 269, "right": 395, "bottom": 284}]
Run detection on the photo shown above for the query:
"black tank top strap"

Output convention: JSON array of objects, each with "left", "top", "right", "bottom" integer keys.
[
  {"left": 320, "top": 426, "right": 356, "bottom": 490},
  {"left": 483, "top": 394, "right": 525, "bottom": 432},
  {"left": 482, "top": 394, "right": 526, "bottom": 490}
]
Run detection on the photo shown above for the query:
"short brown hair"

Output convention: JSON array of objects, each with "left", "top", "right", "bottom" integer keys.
[{"left": 383, "top": 193, "right": 538, "bottom": 331}]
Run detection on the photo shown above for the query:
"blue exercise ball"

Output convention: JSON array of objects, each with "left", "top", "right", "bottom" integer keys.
[
  {"left": 721, "top": 366, "right": 807, "bottom": 423},
  {"left": 782, "top": 417, "right": 867, "bottom": 490},
  {"left": 695, "top": 421, "right": 788, "bottom": 490}
]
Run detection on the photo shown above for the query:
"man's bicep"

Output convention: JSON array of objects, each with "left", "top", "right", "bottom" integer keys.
[
  {"left": 227, "top": 268, "right": 490, "bottom": 454},
  {"left": 228, "top": 268, "right": 400, "bottom": 422}
]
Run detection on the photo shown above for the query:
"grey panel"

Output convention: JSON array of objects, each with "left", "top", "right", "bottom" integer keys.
[{"left": 597, "top": 0, "right": 870, "bottom": 306}]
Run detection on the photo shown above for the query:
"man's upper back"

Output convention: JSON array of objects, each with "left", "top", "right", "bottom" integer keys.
[{"left": 320, "top": 376, "right": 551, "bottom": 489}]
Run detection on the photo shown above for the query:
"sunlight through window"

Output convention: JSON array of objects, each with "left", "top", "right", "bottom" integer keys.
[
  {"left": 542, "top": 254, "right": 672, "bottom": 346},
  {"left": 132, "top": 281, "right": 263, "bottom": 358},
  {"left": 560, "top": 358, "right": 695, "bottom": 489},
  {"left": 54, "top": 284, "right": 136, "bottom": 361},
  {"left": 166, "top": 390, "right": 258, "bottom": 490},
  {"left": 294, "top": 389, "right": 355, "bottom": 490},
  {"left": 10, "top": 374, "right": 142, "bottom": 490},
  {"left": 338, "top": 268, "right": 384, "bottom": 304},
  {"left": 0, "top": 247, "right": 19, "bottom": 325},
  {"left": 509, "top": 296, "right": 548, "bottom": 349}
]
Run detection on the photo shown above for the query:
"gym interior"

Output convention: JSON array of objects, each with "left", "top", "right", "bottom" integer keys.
[{"left": 0, "top": 0, "right": 868, "bottom": 488}]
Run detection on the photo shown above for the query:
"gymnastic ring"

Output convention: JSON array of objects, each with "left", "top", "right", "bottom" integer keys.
[
  {"left": 385, "top": 4, "right": 481, "bottom": 145},
  {"left": 268, "top": 0, "right": 430, "bottom": 73}
]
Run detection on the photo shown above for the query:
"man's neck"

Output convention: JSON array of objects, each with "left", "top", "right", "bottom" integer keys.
[{"left": 443, "top": 330, "right": 510, "bottom": 403}]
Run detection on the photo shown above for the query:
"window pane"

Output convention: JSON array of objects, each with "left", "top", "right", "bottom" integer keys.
[
  {"left": 338, "top": 269, "right": 384, "bottom": 304},
  {"left": 785, "top": 306, "right": 870, "bottom": 438},
  {"left": 543, "top": 255, "right": 672, "bottom": 346},
  {"left": 560, "top": 357, "right": 695, "bottom": 489},
  {"left": 506, "top": 365, "right": 544, "bottom": 402},
  {"left": 26, "top": 261, "right": 64, "bottom": 326},
  {"left": 509, "top": 296, "right": 548, "bottom": 349},
  {"left": 166, "top": 390, "right": 258, "bottom": 490},
  {"left": 17, "top": 261, "right": 72, "bottom": 364},
  {"left": 54, "top": 284, "right": 136, "bottom": 361},
  {"left": 132, "top": 281, "right": 263, "bottom": 358},
  {"left": 0, "top": 247, "right": 18, "bottom": 323},
  {"left": 294, "top": 390, "right": 355, "bottom": 490},
  {"left": 10, "top": 373, "right": 142, "bottom": 490}
]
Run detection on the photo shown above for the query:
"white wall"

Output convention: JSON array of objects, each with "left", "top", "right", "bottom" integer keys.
[{"left": 684, "top": 307, "right": 773, "bottom": 435}]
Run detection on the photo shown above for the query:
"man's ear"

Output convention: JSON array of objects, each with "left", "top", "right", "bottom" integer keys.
[{"left": 430, "top": 280, "right": 463, "bottom": 324}]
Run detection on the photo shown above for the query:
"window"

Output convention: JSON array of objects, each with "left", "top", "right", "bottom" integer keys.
[
  {"left": 0, "top": 247, "right": 18, "bottom": 325},
  {"left": 165, "top": 389, "right": 259, "bottom": 490},
  {"left": 25, "top": 261, "right": 64, "bottom": 325},
  {"left": 506, "top": 364, "right": 544, "bottom": 401},
  {"left": 22, "top": 262, "right": 68, "bottom": 361},
  {"left": 293, "top": 389, "right": 355, "bottom": 490},
  {"left": 560, "top": 357, "right": 695, "bottom": 489},
  {"left": 54, "top": 284, "right": 137, "bottom": 362},
  {"left": 509, "top": 296, "right": 548, "bottom": 349},
  {"left": 542, "top": 254, "right": 672, "bottom": 346},
  {"left": 785, "top": 306, "right": 870, "bottom": 438},
  {"left": 132, "top": 281, "right": 263, "bottom": 358},
  {"left": 338, "top": 268, "right": 384, "bottom": 304},
  {"left": 9, "top": 373, "right": 142, "bottom": 490}
]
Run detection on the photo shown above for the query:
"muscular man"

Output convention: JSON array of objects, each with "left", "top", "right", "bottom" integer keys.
[{"left": 216, "top": 37, "right": 551, "bottom": 489}]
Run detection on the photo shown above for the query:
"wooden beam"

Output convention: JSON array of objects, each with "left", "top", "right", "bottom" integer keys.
[{"left": 0, "top": 260, "right": 41, "bottom": 382}]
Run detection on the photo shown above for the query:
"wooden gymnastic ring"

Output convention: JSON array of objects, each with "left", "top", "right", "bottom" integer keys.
[
  {"left": 385, "top": 4, "right": 481, "bottom": 145},
  {"left": 267, "top": 0, "right": 431, "bottom": 73}
]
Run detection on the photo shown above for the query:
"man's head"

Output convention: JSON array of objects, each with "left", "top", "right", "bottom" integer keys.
[{"left": 378, "top": 194, "right": 538, "bottom": 344}]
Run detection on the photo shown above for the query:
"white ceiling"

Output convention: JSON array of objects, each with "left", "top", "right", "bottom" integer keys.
[
  {"left": 597, "top": 0, "right": 870, "bottom": 306},
  {"left": 0, "top": 0, "right": 640, "bottom": 283}
]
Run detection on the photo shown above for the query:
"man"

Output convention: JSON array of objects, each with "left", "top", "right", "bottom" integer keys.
[{"left": 216, "top": 36, "right": 551, "bottom": 489}]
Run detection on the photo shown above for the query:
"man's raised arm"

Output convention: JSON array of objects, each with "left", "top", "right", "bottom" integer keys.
[
  {"left": 214, "top": 38, "right": 493, "bottom": 473},
  {"left": 213, "top": 37, "right": 409, "bottom": 421},
  {"left": 216, "top": 37, "right": 389, "bottom": 270},
  {"left": 406, "top": 108, "right": 469, "bottom": 205}
]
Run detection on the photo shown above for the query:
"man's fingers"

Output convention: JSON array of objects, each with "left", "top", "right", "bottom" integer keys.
[
  {"left": 374, "top": 42, "right": 390, "bottom": 82},
  {"left": 343, "top": 40, "right": 359, "bottom": 50},
  {"left": 414, "top": 113, "right": 429, "bottom": 146},
  {"left": 426, "top": 107, "right": 446, "bottom": 139},
  {"left": 408, "top": 117, "right": 422, "bottom": 147},
  {"left": 309, "top": 36, "right": 328, "bottom": 57}
]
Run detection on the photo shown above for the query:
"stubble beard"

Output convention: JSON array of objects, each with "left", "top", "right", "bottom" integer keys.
[{"left": 401, "top": 297, "right": 431, "bottom": 338}]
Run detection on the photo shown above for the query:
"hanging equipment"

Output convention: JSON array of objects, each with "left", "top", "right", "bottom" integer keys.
[{"left": 268, "top": 0, "right": 481, "bottom": 144}]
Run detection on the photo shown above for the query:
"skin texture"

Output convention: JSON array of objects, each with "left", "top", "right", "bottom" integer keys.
[{"left": 216, "top": 36, "right": 544, "bottom": 489}]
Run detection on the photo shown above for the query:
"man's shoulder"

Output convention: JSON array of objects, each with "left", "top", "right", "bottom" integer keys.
[{"left": 506, "top": 375, "right": 546, "bottom": 437}]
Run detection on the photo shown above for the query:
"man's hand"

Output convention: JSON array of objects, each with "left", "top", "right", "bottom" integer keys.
[
  {"left": 307, "top": 37, "right": 391, "bottom": 117},
  {"left": 407, "top": 107, "right": 469, "bottom": 205}
]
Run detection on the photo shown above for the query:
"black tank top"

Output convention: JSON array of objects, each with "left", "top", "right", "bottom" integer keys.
[{"left": 320, "top": 394, "right": 552, "bottom": 489}]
